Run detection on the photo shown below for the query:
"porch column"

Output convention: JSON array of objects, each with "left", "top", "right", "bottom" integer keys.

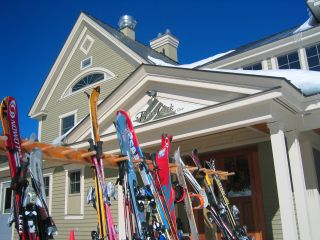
[
  {"left": 285, "top": 130, "right": 312, "bottom": 240},
  {"left": 267, "top": 122, "right": 299, "bottom": 240}
]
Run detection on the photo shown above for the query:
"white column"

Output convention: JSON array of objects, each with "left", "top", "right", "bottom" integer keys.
[
  {"left": 262, "top": 59, "right": 269, "bottom": 70},
  {"left": 285, "top": 130, "right": 312, "bottom": 240},
  {"left": 267, "top": 122, "right": 299, "bottom": 240},
  {"left": 298, "top": 48, "right": 308, "bottom": 70},
  {"left": 117, "top": 184, "right": 126, "bottom": 239},
  {"left": 270, "top": 57, "right": 278, "bottom": 69}
]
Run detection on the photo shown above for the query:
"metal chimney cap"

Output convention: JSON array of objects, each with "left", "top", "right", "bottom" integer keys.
[{"left": 118, "top": 15, "right": 137, "bottom": 30}]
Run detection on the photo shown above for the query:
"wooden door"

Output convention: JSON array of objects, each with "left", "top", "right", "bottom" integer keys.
[{"left": 201, "top": 147, "right": 265, "bottom": 240}]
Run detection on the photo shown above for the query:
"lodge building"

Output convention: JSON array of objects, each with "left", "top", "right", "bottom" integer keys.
[{"left": 1, "top": 5, "right": 320, "bottom": 240}]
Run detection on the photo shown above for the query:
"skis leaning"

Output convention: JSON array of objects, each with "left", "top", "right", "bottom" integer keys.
[
  {"left": 86, "top": 86, "right": 118, "bottom": 240},
  {"left": 1, "top": 96, "right": 28, "bottom": 239},
  {"left": 29, "top": 148, "right": 58, "bottom": 238},
  {"left": 115, "top": 110, "right": 179, "bottom": 240},
  {"left": 174, "top": 148, "right": 199, "bottom": 240}
]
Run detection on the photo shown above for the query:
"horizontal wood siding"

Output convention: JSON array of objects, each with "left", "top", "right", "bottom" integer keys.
[
  {"left": 258, "top": 141, "right": 283, "bottom": 240},
  {"left": 41, "top": 28, "right": 138, "bottom": 143},
  {"left": 44, "top": 165, "right": 119, "bottom": 240}
]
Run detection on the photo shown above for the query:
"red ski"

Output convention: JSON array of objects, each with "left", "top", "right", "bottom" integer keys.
[
  {"left": 152, "top": 134, "right": 176, "bottom": 229},
  {"left": 0, "top": 96, "right": 28, "bottom": 240}
]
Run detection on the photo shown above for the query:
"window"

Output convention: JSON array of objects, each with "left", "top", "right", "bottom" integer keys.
[
  {"left": 64, "top": 165, "right": 84, "bottom": 218},
  {"left": 243, "top": 62, "right": 262, "bottom": 70},
  {"left": 61, "top": 114, "right": 75, "bottom": 135},
  {"left": 277, "top": 51, "right": 301, "bottom": 69},
  {"left": 81, "top": 57, "right": 92, "bottom": 70},
  {"left": 80, "top": 35, "right": 94, "bottom": 54},
  {"left": 2, "top": 183, "right": 12, "bottom": 214},
  {"left": 72, "top": 73, "right": 104, "bottom": 92},
  {"left": 69, "top": 171, "right": 81, "bottom": 194},
  {"left": 43, "top": 176, "right": 50, "bottom": 197},
  {"left": 306, "top": 43, "right": 320, "bottom": 71}
]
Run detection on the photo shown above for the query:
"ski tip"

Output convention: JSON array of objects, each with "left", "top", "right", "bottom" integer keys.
[
  {"left": 84, "top": 91, "right": 90, "bottom": 98},
  {"left": 94, "top": 86, "right": 100, "bottom": 93},
  {"left": 174, "top": 147, "right": 181, "bottom": 159},
  {"left": 192, "top": 148, "right": 198, "bottom": 155}
]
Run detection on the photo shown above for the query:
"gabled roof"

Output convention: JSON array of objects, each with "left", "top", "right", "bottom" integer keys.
[
  {"left": 196, "top": 18, "right": 320, "bottom": 68},
  {"left": 29, "top": 12, "right": 177, "bottom": 118},
  {"left": 84, "top": 12, "right": 178, "bottom": 65},
  {"left": 63, "top": 64, "right": 302, "bottom": 145}
]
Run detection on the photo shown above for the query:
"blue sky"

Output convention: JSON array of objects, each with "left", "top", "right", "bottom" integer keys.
[{"left": 0, "top": 0, "right": 309, "bottom": 139}]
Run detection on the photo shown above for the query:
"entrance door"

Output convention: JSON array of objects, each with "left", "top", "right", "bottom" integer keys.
[{"left": 201, "top": 147, "right": 265, "bottom": 240}]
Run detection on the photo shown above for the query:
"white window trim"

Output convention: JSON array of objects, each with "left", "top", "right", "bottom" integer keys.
[
  {"left": 80, "top": 56, "right": 92, "bottom": 70},
  {"left": 80, "top": 35, "right": 94, "bottom": 55},
  {"left": 1, "top": 181, "right": 12, "bottom": 214},
  {"left": 59, "top": 67, "right": 116, "bottom": 100},
  {"left": 63, "top": 164, "right": 84, "bottom": 219},
  {"left": 59, "top": 110, "right": 77, "bottom": 137},
  {"left": 43, "top": 171, "right": 53, "bottom": 215}
]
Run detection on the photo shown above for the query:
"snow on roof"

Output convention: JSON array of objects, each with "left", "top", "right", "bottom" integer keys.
[
  {"left": 202, "top": 69, "right": 320, "bottom": 96},
  {"left": 148, "top": 50, "right": 234, "bottom": 69},
  {"left": 147, "top": 54, "right": 320, "bottom": 95},
  {"left": 293, "top": 15, "right": 317, "bottom": 34}
]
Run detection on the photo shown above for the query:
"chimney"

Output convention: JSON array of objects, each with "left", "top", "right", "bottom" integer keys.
[
  {"left": 118, "top": 15, "right": 137, "bottom": 40},
  {"left": 150, "top": 29, "right": 179, "bottom": 62}
]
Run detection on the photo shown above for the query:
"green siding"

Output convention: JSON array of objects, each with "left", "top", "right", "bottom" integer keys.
[
  {"left": 258, "top": 141, "right": 283, "bottom": 240},
  {"left": 41, "top": 28, "right": 138, "bottom": 143}
]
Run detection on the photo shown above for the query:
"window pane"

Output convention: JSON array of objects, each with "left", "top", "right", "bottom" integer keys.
[
  {"left": 243, "top": 62, "right": 262, "bottom": 70},
  {"left": 310, "top": 65, "right": 320, "bottom": 71},
  {"left": 278, "top": 51, "right": 300, "bottom": 69},
  {"left": 69, "top": 171, "right": 81, "bottom": 194},
  {"left": 289, "top": 61, "right": 301, "bottom": 69},
  {"left": 4, "top": 187, "right": 12, "bottom": 213},
  {"left": 72, "top": 73, "right": 104, "bottom": 92},
  {"left": 61, "top": 115, "right": 74, "bottom": 135},
  {"left": 306, "top": 46, "right": 317, "bottom": 57},
  {"left": 277, "top": 55, "right": 288, "bottom": 66},
  {"left": 308, "top": 56, "right": 320, "bottom": 68},
  {"left": 288, "top": 52, "right": 299, "bottom": 62},
  {"left": 43, "top": 176, "right": 50, "bottom": 197},
  {"left": 306, "top": 43, "right": 320, "bottom": 71},
  {"left": 279, "top": 64, "right": 289, "bottom": 69}
]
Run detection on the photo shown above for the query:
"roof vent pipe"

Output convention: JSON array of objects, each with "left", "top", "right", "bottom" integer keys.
[{"left": 118, "top": 15, "right": 137, "bottom": 40}]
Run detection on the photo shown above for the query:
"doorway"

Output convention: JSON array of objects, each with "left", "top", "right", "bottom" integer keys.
[{"left": 200, "top": 147, "right": 266, "bottom": 240}]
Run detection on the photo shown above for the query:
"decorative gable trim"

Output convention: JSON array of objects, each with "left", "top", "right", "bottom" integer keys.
[
  {"left": 60, "top": 67, "right": 116, "bottom": 99},
  {"left": 80, "top": 35, "right": 94, "bottom": 54},
  {"left": 29, "top": 12, "right": 147, "bottom": 118}
]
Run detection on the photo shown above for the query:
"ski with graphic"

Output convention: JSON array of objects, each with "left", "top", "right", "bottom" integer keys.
[
  {"left": 174, "top": 148, "right": 199, "bottom": 240},
  {"left": 206, "top": 159, "right": 251, "bottom": 240},
  {"left": 115, "top": 110, "right": 179, "bottom": 240},
  {"left": 151, "top": 134, "right": 179, "bottom": 235},
  {"left": 115, "top": 110, "right": 148, "bottom": 239},
  {"left": 29, "top": 148, "right": 58, "bottom": 238},
  {"left": 191, "top": 149, "right": 248, "bottom": 240},
  {"left": 86, "top": 86, "right": 118, "bottom": 240},
  {"left": 0, "top": 96, "right": 29, "bottom": 240}
]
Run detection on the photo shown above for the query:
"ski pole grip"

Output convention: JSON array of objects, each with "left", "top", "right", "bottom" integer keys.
[
  {"left": 150, "top": 153, "right": 158, "bottom": 169},
  {"left": 87, "top": 139, "right": 94, "bottom": 151},
  {"left": 96, "top": 141, "right": 103, "bottom": 159}
]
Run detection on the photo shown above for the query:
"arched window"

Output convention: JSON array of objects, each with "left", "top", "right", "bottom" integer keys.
[{"left": 72, "top": 73, "right": 105, "bottom": 92}]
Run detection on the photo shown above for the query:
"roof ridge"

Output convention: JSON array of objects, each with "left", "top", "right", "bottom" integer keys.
[
  {"left": 83, "top": 12, "right": 178, "bottom": 65},
  {"left": 197, "top": 22, "right": 320, "bottom": 68}
]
